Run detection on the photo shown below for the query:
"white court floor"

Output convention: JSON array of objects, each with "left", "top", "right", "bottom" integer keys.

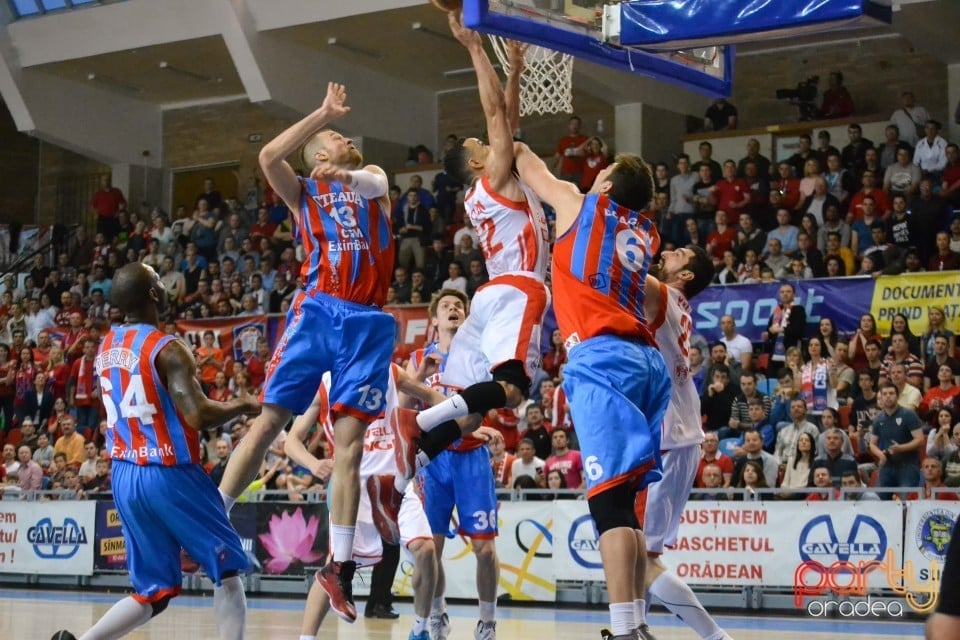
[{"left": 1, "top": 588, "right": 925, "bottom": 640}]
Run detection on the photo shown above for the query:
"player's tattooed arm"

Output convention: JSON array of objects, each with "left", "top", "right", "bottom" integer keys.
[{"left": 157, "top": 340, "right": 261, "bottom": 431}]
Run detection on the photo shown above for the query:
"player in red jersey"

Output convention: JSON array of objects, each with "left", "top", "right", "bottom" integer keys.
[
  {"left": 512, "top": 143, "right": 667, "bottom": 639},
  {"left": 216, "top": 82, "right": 395, "bottom": 623},
  {"left": 51, "top": 262, "right": 259, "bottom": 640}
]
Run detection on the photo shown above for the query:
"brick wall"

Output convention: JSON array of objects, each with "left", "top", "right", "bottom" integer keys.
[
  {"left": 438, "top": 87, "right": 616, "bottom": 158},
  {"left": 731, "top": 36, "right": 947, "bottom": 129}
]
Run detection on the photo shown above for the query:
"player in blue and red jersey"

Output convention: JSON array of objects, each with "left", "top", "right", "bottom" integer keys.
[
  {"left": 51, "top": 262, "right": 259, "bottom": 640},
  {"left": 215, "top": 82, "right": 395, "bottom": 623},
  {"left": 513, "top": 144, "right": 666, "bottom": 640}
]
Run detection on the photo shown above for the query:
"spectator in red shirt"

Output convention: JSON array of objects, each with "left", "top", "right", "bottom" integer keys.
[
  {"left": 542, "top": 329, "right": 567, "bottom": 381},
  {"left": 68, "top": 338, "right": 100, "bottom": 437},
  {"left": 249, "top": 206, "right": 278, "bottom": 247},
  {"left": 819, "top": 71, "right": 855, "bottom": 119},
  {"left": 577, "top": 136, "right": 609, "bottom": 192},
  {"left": 848, "top": 170, "right": 891, "bottom": 221},
  {"left": 696, "top": 431, "right": 734, "bottom": 487},
  {"left": 245, "top": 339, "right": 270, "bottom": 390},
  {"left": 770, "top": 162, "right": 801, "bottom": 212},
  {"left": 930, "top": 231, "right": 960, "bottom": 272},
  {"left": 554, "top": 115, "right": 588, "bottom": 185},
  {"left": 706, "top": 211, "right": 737, "bottom": 264},
  {"left": 712, "top": 160, "right": 750, "bottom": 223},
  {"left": 89, "top": 174, "right": 126, "bottom": 242},
  {"left": 941, "top": 143, "right": 960, "bottom": 208}
]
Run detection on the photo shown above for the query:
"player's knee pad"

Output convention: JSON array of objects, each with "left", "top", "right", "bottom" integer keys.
[
  {"left": 588, "top": 484, "right": 640, "bottom": 535},
  {"left": 491, "top": 360, "right": 530, "bottom": 402},
  {"left": 151, "top": 595, "right": 173, "bottom": 617},
  {"left": 459, "top": 381, "right": 508, "bottom": 415}
]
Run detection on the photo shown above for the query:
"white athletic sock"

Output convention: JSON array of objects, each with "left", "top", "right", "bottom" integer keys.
[
  {"left": 608, "top": 602, "right": 635, "bottom": 636},
  {"left": 214, "top": 575, "right": 247, "bottom": 640},
  {"left": 633, "top": 598, "right": 647, "bottom": 626},
  {"left": 298, "top": 636, "right": 316, "bottom": 640},
  {"left": 413, "top": 615, "right": 428, "bottom": 634},
  {"left": 478, "top": 599, "right": 496, "bottom": 623},
  {"left": 432, "top": 596, "right": 446, "bottom": 613},
  {"left": 649, "top": 572, "right": 723, "bottom": 639},
  {"left": 417, "top": 395, "right": 468, "bottom": 431},
  {"left": 79, "top": 596, "right": 153, "bottom": 640},
  {"left": 330, "top": 525, "right": 356, "bottom": 563},
  {"left": 219, "top": 489, "right": 237, "bottom": 514}
]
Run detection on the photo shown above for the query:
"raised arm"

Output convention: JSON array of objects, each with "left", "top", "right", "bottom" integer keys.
[
  {"left": 504, "top": 39, "right": 527, "bottom": 136},
  {"left": 258, "top": 82, "right": 352, "bottom": 210},
  {"left": 514, "top": 142, "right": 583, "bottom": 237},
  {"left": 448, "top": 12, "right": 518, "bottom": 196},
  {"left": 396, "top": 366, "right": 446, "bottom": 407},
  {"left": 156, "top": 340, "right": 259, "bottom": 431}
]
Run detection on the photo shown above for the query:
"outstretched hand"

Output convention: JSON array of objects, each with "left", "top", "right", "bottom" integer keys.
[
  {"left": 470, "top": 426, "right": 503, "bottom": 443},
  {"left": 506, "top": 39, "right": 528, "bottom": 72},
  {"left": 448, "top": 11, "right": 482, "bottom": 49},
  {"left": 320, "top": 82, "right": 351, "bottom": 121}
]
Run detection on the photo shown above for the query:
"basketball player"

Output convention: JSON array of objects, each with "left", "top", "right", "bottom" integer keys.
[
  {"left": 387, "top": 14, "right": 550, "bottom": 497},
  {"left": 51, "top": 262, "right": 259, "bottom": 640},
  {"left": 632, "top": 248, "right": 733, "bottom": 640},
  {"left": 512, "top": 142, "right": 666, "bottom": 639},
  {"left": 927, "top": 516, "right": 960, "bottom": 639},
  {"left": 216, "top": 82, "right": 395, "bottom": 622},
  {"left": 382, "top": 289, "right": 501, "bottom": 640},
  {"left": 286, "top": 365, "right": 444, "bottom": 640}
]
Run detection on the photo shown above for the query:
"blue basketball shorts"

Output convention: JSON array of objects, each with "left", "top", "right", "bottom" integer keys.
[
  {"left": 111, "top": 460, "right": 250, "bottom": 603},
  {"left": 561, "top": 335, "right": 670, "bottom": 498},
  {"left": 419, "top": 446, "right": 498, "bottom": 539},
  {"left": 262, "top": 290, "right": 395, "bottom": 420}
]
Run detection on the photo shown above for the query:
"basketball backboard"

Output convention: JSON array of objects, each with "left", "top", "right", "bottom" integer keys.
[{"left": 462, "top": 0, "right": 734, "bottom": 97}]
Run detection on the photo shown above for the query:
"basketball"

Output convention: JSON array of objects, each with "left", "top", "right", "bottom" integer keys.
[{"left": 428, "top": 0, "right": 462, "bottom": 12}]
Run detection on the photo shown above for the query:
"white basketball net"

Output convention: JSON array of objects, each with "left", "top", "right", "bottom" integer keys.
[{"left": 488, "top": 35, "right": 574, "bottom": 116}]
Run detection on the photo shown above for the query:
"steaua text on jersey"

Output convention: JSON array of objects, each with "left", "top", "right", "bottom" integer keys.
[
  {"left": 295, "top": 177, "right": 395, "bottom": 306},
  {"left": 551, "top": 193, "right": 660, "bottom": 347},
  {"left": 95, "top": 324, "right": 200, "bottom": 466}
]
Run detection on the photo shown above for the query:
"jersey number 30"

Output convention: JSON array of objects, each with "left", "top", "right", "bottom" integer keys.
[{"left": 100, "top": 376, "right": 158, "bottom": 427}]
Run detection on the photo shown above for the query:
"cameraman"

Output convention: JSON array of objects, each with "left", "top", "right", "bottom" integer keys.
[{"left": 820, "top": 71, "right": 855, "bottom": 119}]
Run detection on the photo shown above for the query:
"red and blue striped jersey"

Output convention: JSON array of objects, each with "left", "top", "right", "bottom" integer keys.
[
  {"left": 410, "top": 343, "right": 483, "bottom": 453},
  {"left": 95, "top": 324, "right": 200, "bottom": 466},
  {"left": 551, "top": 193, "right": 660, "bottom": 347},
  {"left": 294, "top": 177, "right": 395, "bottom": 306}
]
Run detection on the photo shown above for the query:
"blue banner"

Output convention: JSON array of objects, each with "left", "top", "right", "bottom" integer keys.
[{"left": 691, "top": 277, "right": 874, "bottom": 344}]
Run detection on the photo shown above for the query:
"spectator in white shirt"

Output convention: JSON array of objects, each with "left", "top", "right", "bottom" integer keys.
[
  {"left": 914, "top": 120, "right": 948, "bottom": 180},
  {"left": 510, "top": 438, "right": 546, "bottom": 487},
  {"left": 890, "top": 92, "right": 930, "bottom": 146},
  {"left": 719, "top": 315, "right": 754, "bottom": 374}
]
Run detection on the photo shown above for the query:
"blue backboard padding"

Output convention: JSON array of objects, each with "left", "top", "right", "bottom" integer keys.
[
  {"left": 463, "top": 0, "right": 733, "bottom": 97},
  {"left": 619, "top": 0, "right": 892, "bottom": 49}
]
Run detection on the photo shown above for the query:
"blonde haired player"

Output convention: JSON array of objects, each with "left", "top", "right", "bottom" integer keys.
[{"left": 286, "top": 365, "right": 444, "bottom": 640}]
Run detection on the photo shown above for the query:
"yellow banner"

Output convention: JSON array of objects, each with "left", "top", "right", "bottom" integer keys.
[{"left": 869, "top": 272, "right": 960, "bottom": 335}]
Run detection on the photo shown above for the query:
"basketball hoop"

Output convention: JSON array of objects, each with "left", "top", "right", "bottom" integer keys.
[{"left": 488, "top": 35, "right": 574, "bottom": 116}]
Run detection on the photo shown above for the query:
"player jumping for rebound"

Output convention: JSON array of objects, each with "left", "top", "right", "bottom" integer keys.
[
  {"left": 380, "top": 11, "right": 548, "bottom": 537},
  {"left": 631, "top": 248, "right": 733, "bottom": 640},
  {"left": 216, "top": 82, "right": 395, "bottom": 623},
  {"left": 512, "top": 139, "right": 667, "bottom": 639},
  {"left": 51, "top": 263, "right": 259, "bottom": 640},
  {"left": 286, "top": 364, "right": 444, "bottom": 640}
]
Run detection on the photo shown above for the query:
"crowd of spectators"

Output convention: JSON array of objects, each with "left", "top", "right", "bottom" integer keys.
[{"left": 1, "top": 95, "right": 959, "bottom": 503}]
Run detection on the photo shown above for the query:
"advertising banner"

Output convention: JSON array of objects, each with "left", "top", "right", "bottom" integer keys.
[
  {"left": 0, "top": 501, "right": 95, "bottom": 575},
  {"left": 393, "top": 501, "right": 555, "bottom": 600},
  {"left": 93, "top": 501, "right": 126, "bottom": 571},
  {"left": 869, "top": 272, "right": 960, "bottom": 335},
  {"left": 254, "top": 502, "right": 328, "bottom": 576},
  {"left": 174, "top": 305, "right": 432, "bottom": 363},
  {"left": 691, "top": 277, "right": 873, "bottom": 344},
  {"left": 690, "top": 272, "right": 960, "bottom": 344},
  {"left": 902, "top": 500, "right": 957, "bottom": 612}
]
